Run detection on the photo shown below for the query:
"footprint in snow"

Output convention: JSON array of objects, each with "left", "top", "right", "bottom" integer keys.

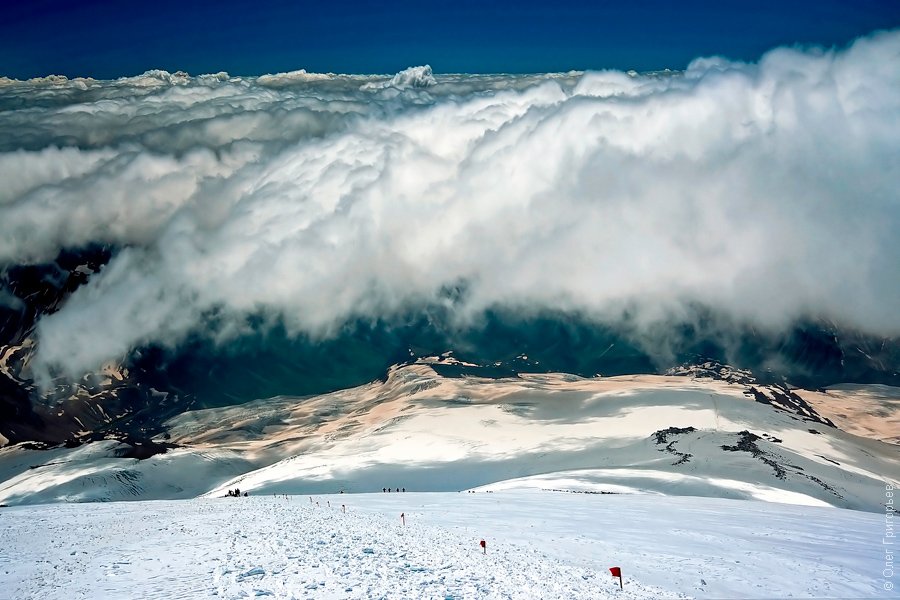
[{"left": 237, "top": 567, "right": 265, "bottom": 581}]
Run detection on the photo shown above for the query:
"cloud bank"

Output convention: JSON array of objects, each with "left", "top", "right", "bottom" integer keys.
[{"left": 2, "top": 31, "right": 899, "bottom": 380}]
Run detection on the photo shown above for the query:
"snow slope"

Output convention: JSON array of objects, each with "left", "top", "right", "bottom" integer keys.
[
  {"left": 192, "top": 365, "right": 898, "bottom": 511},
  {"left": 0, "top": 490, "right": 892, "bottom": 599},
  {"left": 0, "top": 364, "right": 897, "bottom": 511}
]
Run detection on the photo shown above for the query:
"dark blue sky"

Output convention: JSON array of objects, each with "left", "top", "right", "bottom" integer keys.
[{"left": 3, "top": 0, "right": 899, "bottom": 79}]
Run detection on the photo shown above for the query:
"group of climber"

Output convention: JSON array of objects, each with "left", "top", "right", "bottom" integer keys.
[{"left": 223, "top": 486, "right": 407, "bottom": 495}]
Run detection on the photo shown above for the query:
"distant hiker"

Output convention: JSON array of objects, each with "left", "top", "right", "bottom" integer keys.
[
  {"left": 383, "top": 488, "right": 386, "bottom": 493},
  {"left": 402, "top": 488, "right": 406, "bottom": 492}
]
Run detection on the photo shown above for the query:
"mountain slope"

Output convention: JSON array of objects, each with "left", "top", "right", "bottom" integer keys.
[{"left": 1, "top": 362, "right": 896, "bottom": 511}]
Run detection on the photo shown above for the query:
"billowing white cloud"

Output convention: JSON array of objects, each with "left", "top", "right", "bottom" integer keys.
[
  {"left": 360, "top": 65, "right": 438, "bottom": 90},
  {"left": 2, "top": 30, "right": 899, "bottom": 380}
]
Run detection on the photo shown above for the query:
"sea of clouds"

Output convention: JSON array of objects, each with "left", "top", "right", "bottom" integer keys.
[{"left": 1, "top": 31, "right": 899, "bottom": 381}]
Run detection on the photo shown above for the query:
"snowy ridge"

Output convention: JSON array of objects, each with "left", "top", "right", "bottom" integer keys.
[
  {"left": 1, "top": 364, "right": 896, "bottom": 511},
  {"left": 194, "top": 366, "right": 898, "bottom": 511}
]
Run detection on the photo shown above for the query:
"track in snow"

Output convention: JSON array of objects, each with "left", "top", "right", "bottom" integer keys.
[{"left": 0, "top": 495, "right": 680, "bottom": 599}]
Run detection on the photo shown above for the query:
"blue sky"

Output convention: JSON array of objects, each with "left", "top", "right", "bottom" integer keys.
[{"left": 3, "top": 0, "right": 900, "bottom": 78}]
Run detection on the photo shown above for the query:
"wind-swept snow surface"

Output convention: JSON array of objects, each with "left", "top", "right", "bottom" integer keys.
[{"left": 0, "top": 491, "right": 892, "bottom": 599}]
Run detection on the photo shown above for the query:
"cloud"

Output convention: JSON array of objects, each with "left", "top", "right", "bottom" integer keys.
[
  {"left": 2, "top": 31, "right": 899, "bottom": 380},
  {"left": 360, "top": 65, "right": 437, "bottom": 90}
]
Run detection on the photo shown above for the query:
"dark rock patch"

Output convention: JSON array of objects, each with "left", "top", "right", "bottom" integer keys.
[
  {"left": 721, "top": 430, "right": 787, "bottom": 479},
  {"left": 654, "top": 426, "right": 696, "bottom": 465}
]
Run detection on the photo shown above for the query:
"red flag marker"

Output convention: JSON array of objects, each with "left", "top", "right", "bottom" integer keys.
[
  {"left": 609, "top": 566, "right": 623, "bottom": 589},
  {"left": 479, "top": 539, "right": 486, "bottom": 554}
]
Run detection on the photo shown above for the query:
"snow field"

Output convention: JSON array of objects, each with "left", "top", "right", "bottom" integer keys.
[
  {"left": 0, "top": 490, "right": 892, "bottom": 599},
  {"left": 0, "top": 494, "right": 674, "bottom": 600}
]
